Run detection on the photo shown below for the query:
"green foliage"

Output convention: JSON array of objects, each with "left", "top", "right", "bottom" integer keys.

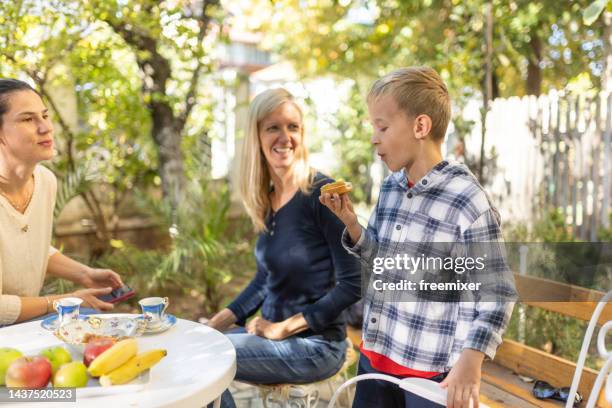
[
  {"left": 0, "top": 1, "right": 159, "bottom": 240},
  {"left": 247, "top": 0, "right": 603, "bottom": 95},
  {"left": 327, "top": 83, "right": 375, "bottom": 205},
  {"left": 93, "top": 245, "right": 165, "bottom": 296},
  {"left": 503, "top": 209, "right": 609, "bottom": 370},
  {"left": 96, "top": 136, "right": 256, "bottom": 315},
  {"left": 531, "top": 208, "right": 577, "bottom": 243},
  {"left": 504, "top": 207, "right": 576, "bottom": 242},
  {"left": 52, "top": 161, "right": 98, "bottom": 221},
  {"left": 504, "top": 305, "right": 599, "bottom": 369},
  {"left": 1, "top": 0, "right": 225, "bottom": 217},
  {"left": 597, "top": 213, "right": 612, "bottom": 241},
  {"left": 93, "top": 181, "right": 255, "bottom": 316}
]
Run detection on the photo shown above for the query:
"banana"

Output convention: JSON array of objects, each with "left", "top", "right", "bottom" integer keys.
[
  {"left": 88, "top": 338, "right": 138, "bottom": 377},
  {"left": 99, "top": 349, "right": 167, "bottom": 386}
]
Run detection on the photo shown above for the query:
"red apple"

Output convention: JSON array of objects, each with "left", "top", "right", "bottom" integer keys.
[
  {"left": 83, "top": 338, "right": 115, "bottom": 367},
  {"left": 5, "top": 356, "right": 52, "bottom": 388}
]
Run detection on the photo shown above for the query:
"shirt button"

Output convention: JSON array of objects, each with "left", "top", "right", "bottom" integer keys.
[
  {"left": 422, "top": 179, "right": 428, "bottom": 185},
  {"left": 395, "top": 224, "right": 401, "bottom": 230},
  {"left": 407, "top": 192, "right": 413, "bottom": 199},
  {"left": 371, "top": 317, "right": 377, "bottom": 323}
]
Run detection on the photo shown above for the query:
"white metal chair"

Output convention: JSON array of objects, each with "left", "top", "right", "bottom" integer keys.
[
  {"left": 327, "top": 290, "right": 612, "bottom": 408},
  {"left": 565, "top": 290, "right": 612, "bottom": 408},
  {"left": 256, "top": 338, "right": 358, "bottom": 408}
]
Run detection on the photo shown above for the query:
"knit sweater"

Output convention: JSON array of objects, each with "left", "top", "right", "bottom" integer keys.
[{"left": 0, "top": 165, "right": 58, "bottom": 325}]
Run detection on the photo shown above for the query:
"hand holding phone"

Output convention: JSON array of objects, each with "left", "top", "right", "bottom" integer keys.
[{"left": 97, "top": 285, "right": 135, "bottom": 304}]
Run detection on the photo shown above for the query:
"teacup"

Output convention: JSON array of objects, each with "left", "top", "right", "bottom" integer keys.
[
  {"left": 53, "top": 297, "right": 83, "bottom": 327},
  {"left": 138, "top": 297, "right": 169, "bottom": 329}
]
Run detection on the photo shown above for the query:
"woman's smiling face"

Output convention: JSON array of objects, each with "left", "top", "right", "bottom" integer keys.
[{"left": 258, "top": 102, "right": 303, "bottom": 173}]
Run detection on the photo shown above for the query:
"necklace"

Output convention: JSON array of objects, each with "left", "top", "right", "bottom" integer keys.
[
  {"left": 0, "top": 177, "right": 34, "bottom": 232},
  {"left": 0, "top": 188, "right": 33, "bottom": 212}
]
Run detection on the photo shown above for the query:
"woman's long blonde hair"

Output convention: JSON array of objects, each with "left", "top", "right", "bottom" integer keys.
[{"left": 240, "top": 88, "right": 314, "bottom": 232}]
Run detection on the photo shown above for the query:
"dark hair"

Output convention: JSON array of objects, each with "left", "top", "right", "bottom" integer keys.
[{"left": 0, "top": 79, "right": 39, "bottom": 127}]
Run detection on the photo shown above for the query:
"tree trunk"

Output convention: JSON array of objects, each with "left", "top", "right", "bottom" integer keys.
[
  {"left": 526, "top": 32, "right": 542, "bottom": 96},
  {"left": 151, "top": 101, "right": 185, "bottom": 206},
  {"left": 603, "top": 11, "right": 611, "bottom": 230},
  {"left": 101, "top": 0, "right": 219, "bottom": 207},
  {"left": 603, "top": 11, "right": 612, "bottom": 93},
  {"left": 479, "top": 1, "right": 493, "bottom": 182}
]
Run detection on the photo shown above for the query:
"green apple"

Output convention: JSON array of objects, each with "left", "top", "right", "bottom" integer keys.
[
  {"left": 40, "top": 347, "right": 72, "bottom": 374},
  {"left": 52, "top": 361, "right": 88, "bottom": 388},
  {"left": 0, "top": 348, "right": 23, "bottom": 386}
]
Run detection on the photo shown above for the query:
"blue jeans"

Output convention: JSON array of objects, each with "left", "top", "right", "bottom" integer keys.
[
  {"left": 352, "top": 354, "right": 447, "bottom": 408},
  {"left": 217, "top": 327, "right": 347, "bottom": 408}
]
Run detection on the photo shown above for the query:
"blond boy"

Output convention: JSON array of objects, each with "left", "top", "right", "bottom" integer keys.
[{"left": 320, "top": 67, "right": 515, "bottom": 408}]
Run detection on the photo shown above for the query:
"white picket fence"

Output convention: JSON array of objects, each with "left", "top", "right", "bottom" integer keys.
[{"left": 475, "top": 90, "right": 611, "bottom": 240}]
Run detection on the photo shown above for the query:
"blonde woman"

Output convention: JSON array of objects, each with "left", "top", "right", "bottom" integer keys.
[
  {"left": 0, "top": 79, "right": 124, "bottom": 326},
  {"left": 207, "top": 88, "right": 361, "bottom": 408}
]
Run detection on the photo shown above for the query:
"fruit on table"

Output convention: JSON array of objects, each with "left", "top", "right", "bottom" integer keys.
[
  {"left": 40, "top": 346, "right": 72, "bottom": 374},
  {"left": 83, "top": 337, "right": 115, "bottom": 367},
  {"left": 99, "top": 349, "right": 167, "bottom": 386},
  {"left": 5, "top": 356, "right": 52, "bottom": 388},
  {"left": 88, "top": 338, "right": 137, "bottom": 377},
  {"left": 53, "top": 361, "right": 88, "bottom": 388},
  {"left": 0, "top": 348, "right": 23, "bottom": 386}
]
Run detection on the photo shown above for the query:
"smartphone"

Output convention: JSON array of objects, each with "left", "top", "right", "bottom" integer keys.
[{"left": 98, "top": 285, "right": 136, "bottom": 304}]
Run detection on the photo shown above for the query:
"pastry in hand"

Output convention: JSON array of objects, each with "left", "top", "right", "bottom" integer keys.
[{"left": 320, "top": 179, "right": 353, "bottom": 196}]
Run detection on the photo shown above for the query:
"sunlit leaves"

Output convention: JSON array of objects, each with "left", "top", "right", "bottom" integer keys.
[{"left": 241, "top": 0, "right": 604, "bottom": 97}]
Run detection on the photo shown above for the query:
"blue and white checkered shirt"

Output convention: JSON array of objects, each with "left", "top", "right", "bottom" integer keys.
[{"left": 342, "top": 160, "right": 516, "bottom": 372}]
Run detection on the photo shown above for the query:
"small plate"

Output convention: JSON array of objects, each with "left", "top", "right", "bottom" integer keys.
[
  {"left": 142, "top": 314, "right": 177, "bottom": 334},
  {"left": 41, "top": 314, "right": 90, "bottom": 331},
  {"left": 53, "top": 316, "right": 147, "bottom": 354}
]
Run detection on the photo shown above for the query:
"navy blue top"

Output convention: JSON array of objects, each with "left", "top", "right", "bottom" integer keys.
[{"left": 227, "top": 173, "right": 361, "bottom": 341}]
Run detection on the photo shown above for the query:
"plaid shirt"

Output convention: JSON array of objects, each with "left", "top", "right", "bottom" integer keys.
[{"left": 342, "top": 160, "right": 516, "bottom": 372}]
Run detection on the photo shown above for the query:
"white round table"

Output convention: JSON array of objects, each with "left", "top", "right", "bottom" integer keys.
[{"left": 0, "top": 314, "right": 236, "bottom": 408}]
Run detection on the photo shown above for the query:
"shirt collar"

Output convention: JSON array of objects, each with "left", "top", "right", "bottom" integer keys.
[{"left": 392, "top": 160, "right": 450, "bottom": 192}]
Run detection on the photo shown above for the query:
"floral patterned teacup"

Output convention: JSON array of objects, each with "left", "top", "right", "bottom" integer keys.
[
  {"left": 138, "top": 297, "right": 169, "bottom": 329},
  {"left": 53, "top": 297, "right": 83, "bottom": 327}
]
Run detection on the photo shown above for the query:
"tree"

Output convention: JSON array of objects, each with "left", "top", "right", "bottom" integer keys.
[
  {"left": 0, "top": 1, "right": 229, "bottom": 254},
  {"left": 0, "top": 0, "right": 228, "bottom": 254},
  {"left": 86, "top": 0, "right": 223, "bottom": 205},
  {"left": 241, "top": 0, "right": 603, "bottom": 183},
  {"left": 0, "top": 1, "right": 158, "bottom": 254},
  {"left": 251, "top": 0, "right": 602, "bottom": 96}
]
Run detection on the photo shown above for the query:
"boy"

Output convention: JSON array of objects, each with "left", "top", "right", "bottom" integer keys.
[{"left": 320, "top": 67, "right": 515, "bottom": 408}]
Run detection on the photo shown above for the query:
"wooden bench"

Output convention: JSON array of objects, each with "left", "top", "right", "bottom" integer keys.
[
  {"left": 482, "top": 274, "right": 611, "bottom": 407},
  {"left": 346, "top": 274, "right": 611, "bottom": 407}
]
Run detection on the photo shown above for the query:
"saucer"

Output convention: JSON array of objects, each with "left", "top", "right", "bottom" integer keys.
[
  {"left": 41, "top": 314, "right": 90, "bottom": 331},
  {"left": 141, "top": 314, "right": 177, "bottom": 334}
]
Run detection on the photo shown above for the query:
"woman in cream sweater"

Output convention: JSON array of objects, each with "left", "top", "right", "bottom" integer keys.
[{"left": 0, "top": 79, "right": 124, "bottom": 326}]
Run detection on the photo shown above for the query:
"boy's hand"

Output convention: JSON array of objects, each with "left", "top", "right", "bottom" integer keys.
[
  {"left": 440, "top": 349, "right": 484, "bottom": 408},
  {"left": 319, "top": 193, "right": 362, "bottom": 244},
  {"left": 319, "top": 192, "right": 357, "bottom": 225}
]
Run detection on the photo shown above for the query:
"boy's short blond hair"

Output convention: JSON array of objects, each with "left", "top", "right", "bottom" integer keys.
[{"left": 368, "top": 66, "right": 451, "bottom": 141}]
